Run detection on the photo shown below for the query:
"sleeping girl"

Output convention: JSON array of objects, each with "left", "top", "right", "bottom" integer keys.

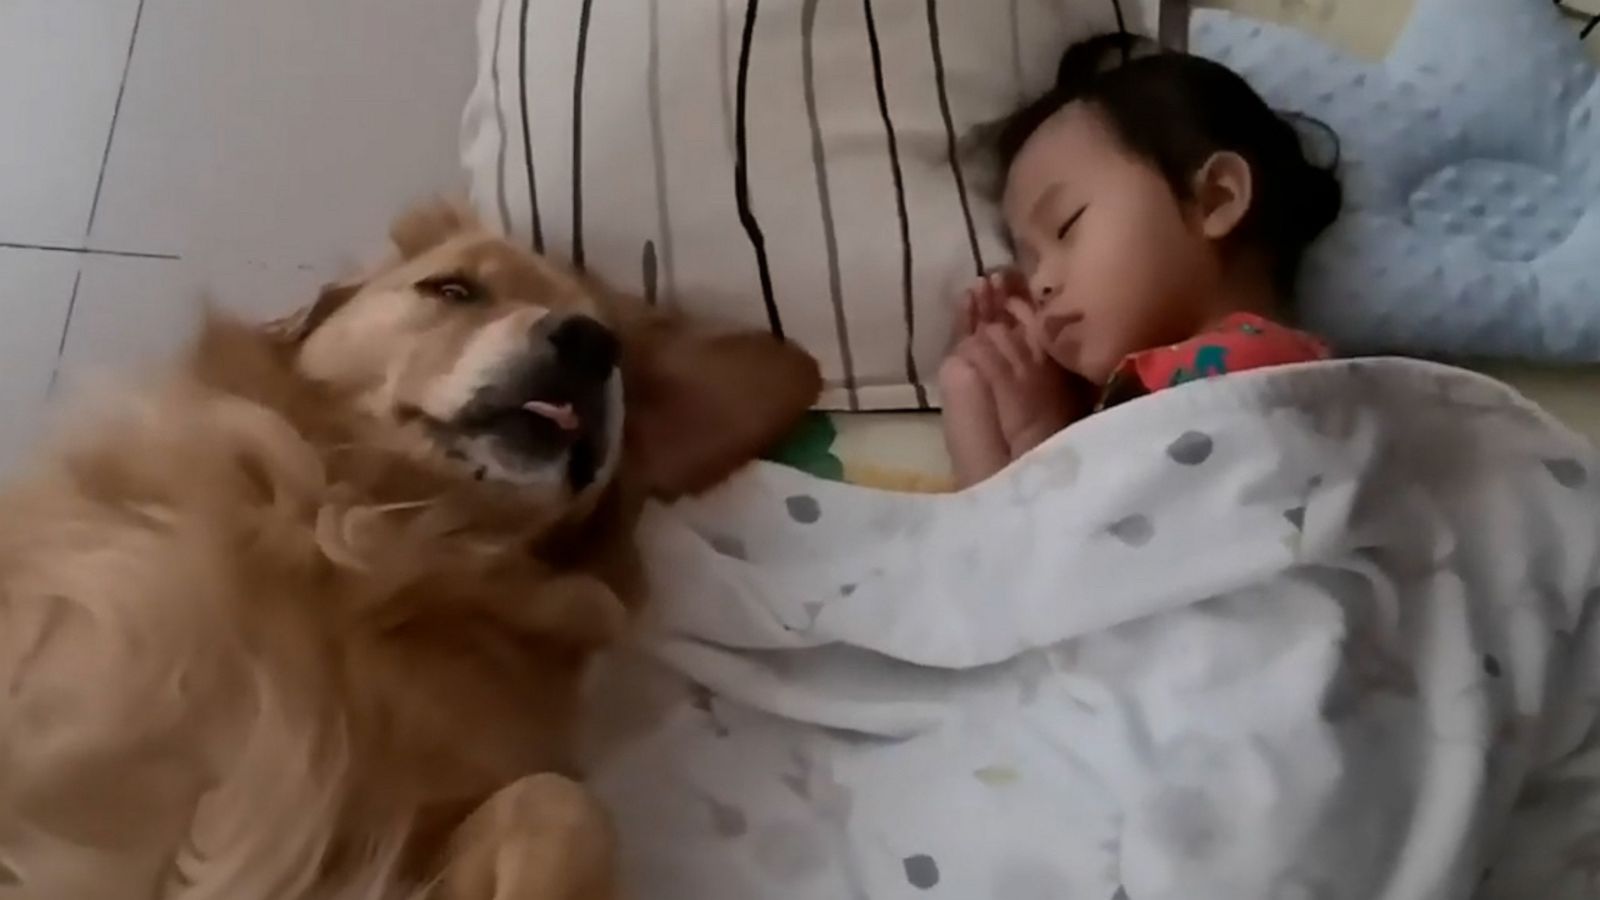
[{"left": 940, "top": 34, "right": 1343, "bottom": 487}]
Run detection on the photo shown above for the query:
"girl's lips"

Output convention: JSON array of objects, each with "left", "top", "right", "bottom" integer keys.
[{"left": 1041, "top": 310, "right": 1086, "bottom": 342}]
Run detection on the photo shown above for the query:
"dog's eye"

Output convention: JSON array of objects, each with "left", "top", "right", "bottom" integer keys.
[{"left": 416, "top": 275, "right": 483, "bottom": 304}]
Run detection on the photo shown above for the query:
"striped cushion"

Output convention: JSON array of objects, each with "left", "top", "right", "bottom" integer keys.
[{"left": 464, "top": 0, "right": 1158, "bottom": 410}]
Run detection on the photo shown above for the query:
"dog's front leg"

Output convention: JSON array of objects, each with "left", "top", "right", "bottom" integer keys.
[{"left": 436, "top": 773, "right": 618, "bottom": 900}]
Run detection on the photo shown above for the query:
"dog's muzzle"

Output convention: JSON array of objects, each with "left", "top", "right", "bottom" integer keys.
[{"left": 454, "top": 315, "right": 621, "bottom": 491}]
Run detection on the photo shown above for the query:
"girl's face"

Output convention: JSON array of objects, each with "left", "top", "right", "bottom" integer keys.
[{"left": 1001, "top": 102, "right": 1225, "bottom": 385}]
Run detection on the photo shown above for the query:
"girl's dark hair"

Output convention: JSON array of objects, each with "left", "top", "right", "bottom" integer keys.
[{"left": 996, "top": 33, "right": 1342, "bottom": 293}]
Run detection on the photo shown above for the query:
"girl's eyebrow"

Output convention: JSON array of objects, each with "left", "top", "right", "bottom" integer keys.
[{"left": 1030, "top": 183, "right": 1067, "bottom": 223}]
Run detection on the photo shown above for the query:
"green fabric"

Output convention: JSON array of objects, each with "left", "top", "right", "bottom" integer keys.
[{"left": 765, "top": 412, "right": 845, "bottom": 481}]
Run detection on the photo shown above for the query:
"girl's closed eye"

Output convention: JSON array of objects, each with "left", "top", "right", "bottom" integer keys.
[{"left": 1056, "top": 206, "right": 1087, "bottom": 241}]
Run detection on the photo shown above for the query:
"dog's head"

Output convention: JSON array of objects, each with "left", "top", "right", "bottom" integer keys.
[{"left": 274, "top": 202, "right": 820, "bottom": 513}]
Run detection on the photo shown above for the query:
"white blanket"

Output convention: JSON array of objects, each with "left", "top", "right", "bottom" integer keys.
[{"left": 584, "top": 359, "right": 1600, "bottom": 900}]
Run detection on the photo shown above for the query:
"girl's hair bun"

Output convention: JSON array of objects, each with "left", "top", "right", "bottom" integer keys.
[{"left": 1053, "top": 32, "right": 1159, "bottom": 93}]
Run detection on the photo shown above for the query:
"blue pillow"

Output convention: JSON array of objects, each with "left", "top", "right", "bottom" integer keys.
[{"left": 1192, "top": 0, "right": 1600, "bottom": 361}]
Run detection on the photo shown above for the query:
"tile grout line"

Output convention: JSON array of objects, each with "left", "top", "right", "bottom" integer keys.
[
  {"left": 83, "top": 0, "right": 149, "bottom": 239},
  {"left": 0, "top": 241, "right": 177, "bottom": 261},
  {"left": 51, "top": 0, "right": 152, "bottom": 394},
  {"left": 46, "top": 271, "right": 84, "bottom": 397}
]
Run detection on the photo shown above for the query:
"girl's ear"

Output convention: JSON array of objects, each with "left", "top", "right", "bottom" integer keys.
[{"left": 1191, "top": 151, "right": 1254, "bottom": 241}]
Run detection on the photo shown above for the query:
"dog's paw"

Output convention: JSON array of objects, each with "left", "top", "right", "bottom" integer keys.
[
  {"left": 512, "top": 574, "right": 629, "bottom": 647},
  {"left": 440, "top": 774, "right": 617, "bottom": 900}
]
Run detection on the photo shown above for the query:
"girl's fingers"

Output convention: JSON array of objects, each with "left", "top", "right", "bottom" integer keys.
[
  {"left": 997, "top": 267, "right": 1031, "bottom": 301},
  {"left": 965, "top": 268, "right": 1038, "bottom": 337},
  {"left": 1004, "top": 325, "right": 1041, "bottom": 375},
  {"left": 957, "top": 289, "right": 977, "bottom": 337},
  {"left": 975, "top": 276, "right": 1002, "bottom": 324},
  {"left": 956, "top": 332, "right": 1011, "bottom": 385},
  {"left": 1006, "top": 299, "right": 1048, "bottom": 362},
  {"left": 982, "top": 322, "right": 1029, "bottom": 379},
  {"left": 962, "top": 279, "right": 987, "bottom": 328}
]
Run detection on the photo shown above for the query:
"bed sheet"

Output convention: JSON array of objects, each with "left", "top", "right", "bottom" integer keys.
[{"left": 603, "top": 357, "right": 1600, "bottom": 899}]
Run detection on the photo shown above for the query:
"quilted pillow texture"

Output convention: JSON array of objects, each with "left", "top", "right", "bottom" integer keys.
[
  {"left": 1193, "top": 0, "right": 1600, "bottom": 360},
  {"left": 463, "top": 0, "right": 1158, "bottom": 409}
]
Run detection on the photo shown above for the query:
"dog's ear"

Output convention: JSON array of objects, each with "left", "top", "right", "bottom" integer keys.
[
  {"left": 619, "top": 308, "right": 821, "bottom": 499},
  {"left": 263, "top": 279, "right": 363, "bottom": 346},
  {"left": 390, "top": 198, "right": 479, "bottom": 259}
]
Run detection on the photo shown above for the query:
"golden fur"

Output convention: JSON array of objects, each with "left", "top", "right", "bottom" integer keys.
[{"left": 0, "top": 203, "right": 820, "bottom": 900}]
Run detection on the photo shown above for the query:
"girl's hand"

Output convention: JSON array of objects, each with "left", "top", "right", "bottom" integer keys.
[
  {"left": 952, "top": 321, "right": 1083, "bottom": 456},
  {"left": 955, "top": 269, "right": 1031, "bottom": 340}
]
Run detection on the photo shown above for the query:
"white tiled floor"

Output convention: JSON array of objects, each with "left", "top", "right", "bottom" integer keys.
[
  {"left": 0, "top": 249, "right": 78, "bottom": 469},
  {"left": 0, "top": 0, "right": 475, "bottom": 473},
  {"left": 87, "top": 0, "right": 476, "bottom": 264},
  {"left": 0, "top": 0, "right": 142, "bottom": 247},
  {"left": 55, "top": 255, "right": 331, "bottom": 382}
]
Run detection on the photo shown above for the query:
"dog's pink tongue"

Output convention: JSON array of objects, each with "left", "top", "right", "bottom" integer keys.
[{"left": 523, "top": 400, "right": 580, "bottom": 432}]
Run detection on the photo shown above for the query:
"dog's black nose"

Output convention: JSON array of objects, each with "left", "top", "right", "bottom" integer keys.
[{"left": 548, "top": 316, "right": 619, "bottom": 382}]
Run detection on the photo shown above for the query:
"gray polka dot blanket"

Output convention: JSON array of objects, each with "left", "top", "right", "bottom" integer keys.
[{"left": 584, "top": 358, "right": 1600, "bottom": 899}]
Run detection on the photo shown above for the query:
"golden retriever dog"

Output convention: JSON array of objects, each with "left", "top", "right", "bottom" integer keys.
[{"left": 0, "top": 202, "right": 820, "bottom": 900}]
